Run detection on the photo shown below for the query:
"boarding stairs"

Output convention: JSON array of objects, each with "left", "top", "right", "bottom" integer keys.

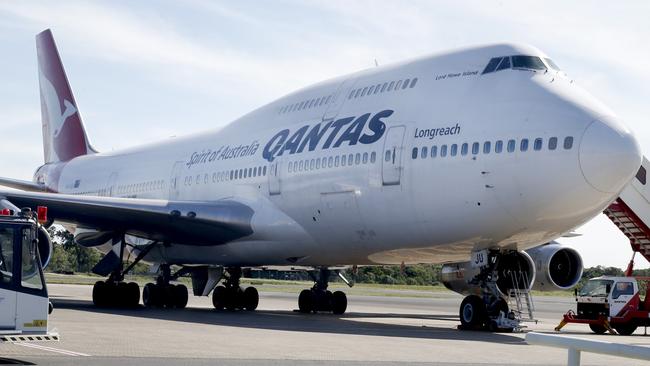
[
  {"left": 506, "top": 270, "right": 536, "bottom": 322},
  {"left": 604, "top": 157, "right": 650, "bottom": 264}
]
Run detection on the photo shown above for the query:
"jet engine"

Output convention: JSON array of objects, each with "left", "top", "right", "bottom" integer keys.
[
  {"left": 441, "top": 250, "right": 535, "bottom": 296},
  {"left": 525, "top": 243, "right": 583, "bottom": 291},
  {"left": 37, "top": 226, "right": 53, "bottom": 268}
]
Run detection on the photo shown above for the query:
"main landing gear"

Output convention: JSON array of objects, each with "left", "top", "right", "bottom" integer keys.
[
  {"left": 142, "top": 264, "right": 189, "bottom": 309},
  {"left": 298, "top": 268, "right": 348, "bottom": 315},
  {"left": 211, "top": 267, "right": 259, "bottom": 311}
]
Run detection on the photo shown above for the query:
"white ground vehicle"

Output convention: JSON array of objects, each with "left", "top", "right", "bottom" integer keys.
[{"left": 0, "top": 206, "right": 55, "bottom": 341}]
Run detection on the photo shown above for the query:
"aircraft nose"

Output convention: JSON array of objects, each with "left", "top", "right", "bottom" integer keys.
[{"left": 579, "top": 119, "right": 642, "bottom": 193}]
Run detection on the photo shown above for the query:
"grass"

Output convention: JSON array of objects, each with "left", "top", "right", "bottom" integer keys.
[{"left": 45, "top": 272, "right": 574, "bottom": 298}]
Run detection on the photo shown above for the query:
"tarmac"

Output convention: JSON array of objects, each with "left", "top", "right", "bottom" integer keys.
[{"left": 1, "top": 284, "right": 649, "bottom": 365}]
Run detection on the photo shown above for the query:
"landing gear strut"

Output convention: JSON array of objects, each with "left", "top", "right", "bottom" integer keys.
[
  {"left": 92, "top": 235, "right": 147, "bottom": 308},
  {"left": 298, "top": 268, "right": 348, "bottom": 314},
  {"left": 211, "top": 267, "right": 259, "bottom": 311},
  {"left": 142, "top": 264, "right": 189, "bottom": 309}
]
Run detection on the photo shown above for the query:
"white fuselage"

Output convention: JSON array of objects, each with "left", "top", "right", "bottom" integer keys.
[{"left": 34, "top": 43, "right": 641, "bottom": 267}]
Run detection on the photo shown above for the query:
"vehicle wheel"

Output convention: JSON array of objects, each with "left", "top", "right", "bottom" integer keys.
[
  {"left": 174, "top": 284, "right": 188, "bottom": 309},
  {"left": 212, "top": 286, "right": 227, "bottom": 310},
  {"left": 126, "top": 282, "right": 140, "bottom": 307},
  {"left": 243, "top": 287, "right": 259, "bottom": 311},
  {"left": 224, "top": 287, "right": 241, "bottom": 311},
  {"left": 143, "top": 283, "right": 159, "bottom": 307},
  {"left": 332, "top": 291, "right": 347, "bottom": 315},
  {"left": 459, "top": 295, "right": 487, "bottom": 329},
  {"left": 589, "top": 324, "right": 607, "bottom": 334},
  {"left": 92, "top": 281, "right": 107, "bottom": 307},
  {"left": 615, "top": 324, "right": 638, "bottom": 336},
  {"left": 298, "top": 289, "right": 313, "bottom": 313}
]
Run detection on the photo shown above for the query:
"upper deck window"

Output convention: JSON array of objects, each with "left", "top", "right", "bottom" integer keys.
[{"left": 512, "top": 55, "right": 546, "bottom": 71}]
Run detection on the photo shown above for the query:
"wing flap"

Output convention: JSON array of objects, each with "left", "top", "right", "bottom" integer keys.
[{"left": 1, "top": 190, "right": 254, "bottom": 246}]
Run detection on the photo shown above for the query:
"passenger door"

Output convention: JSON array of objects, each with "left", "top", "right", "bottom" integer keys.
[
  {"left": 169, "top": 161, "right": 185, "bottom": 200},
  {"left": 268, "top": 159, "right": 282, "bottom": 196},
  {"left": 381, "top": 126, "right": 406, "bottom": 186}
]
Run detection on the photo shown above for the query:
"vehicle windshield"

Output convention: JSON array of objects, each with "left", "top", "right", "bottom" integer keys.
[
  {"left": 578, "top": 279, "right": 613, "bottom": 297},
  {"left": 21, "top": 226, "right": 44, "bottom": 290},
  {"left": 0, "top": 228, "right": 14, "bottom": 284}
]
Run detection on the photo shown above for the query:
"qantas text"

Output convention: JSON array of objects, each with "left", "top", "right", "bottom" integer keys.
[{"left": 263, "top": 110, "right": 393, "bottom": 162}]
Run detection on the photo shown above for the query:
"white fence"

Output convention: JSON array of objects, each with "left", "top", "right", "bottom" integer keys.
[{"left": 525, "top": 332, "right": 650, "bottom": 366}]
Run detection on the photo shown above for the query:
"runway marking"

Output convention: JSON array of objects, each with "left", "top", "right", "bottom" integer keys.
[{"left": 14, "top": 342, "right": 90, "bottom": 356}]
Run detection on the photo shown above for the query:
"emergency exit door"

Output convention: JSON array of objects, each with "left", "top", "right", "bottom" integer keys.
[{"left": 381, "top": 126, "right": 406, "bottom": 185}]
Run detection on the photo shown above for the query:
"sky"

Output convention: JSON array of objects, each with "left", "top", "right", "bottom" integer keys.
[{"left": 0, "top": 1, "right": 649, "bottom": 269}]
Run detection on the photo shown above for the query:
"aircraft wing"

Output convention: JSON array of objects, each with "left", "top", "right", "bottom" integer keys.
[
  {"left": 0, "top": 190, "right": 254, "bottom": 246},
  {"left": 0, "top": 177, "right": 48, "bottom": 192}
]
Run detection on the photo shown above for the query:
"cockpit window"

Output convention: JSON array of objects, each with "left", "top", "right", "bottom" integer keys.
[
  {"left": 496, "top": 56, "right": 511, "bottom": 71},
  {"left": 544, "top": 58, "right": 561, "bottom": 71},
  {"left": 511, "top": 55, "right": 546, "bottom": 71},
  {"left": 482, "top": 57, "right": 502, "bottom": 74}
]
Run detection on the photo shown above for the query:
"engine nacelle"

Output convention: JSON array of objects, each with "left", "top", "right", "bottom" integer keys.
[
  {"left": 525, "top": 243, "right": 583, "bottom": 291},
  {"left": 37, "top": 226, "right": 53, "bottom": 268},
  {"left": 441, "top": 251, "right": 535, "bottom": 296}
]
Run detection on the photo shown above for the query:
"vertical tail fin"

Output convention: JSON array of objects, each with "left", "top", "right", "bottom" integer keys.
[{"left": 36, "top": 29, "right": 96, "bottom": 163}]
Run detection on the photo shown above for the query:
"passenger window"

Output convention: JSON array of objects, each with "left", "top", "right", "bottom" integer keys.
[
  {"left": 370, "top": 151, "right": 377, "bottom": 163},
  {"left": 430, "top": 145, "right": 437, "bottom": 158},
  {"left": 412, "top": 147, "right": 418, "bottom": 159},
  {"left": 348, "top": 154, "right": 353, "bottom": 165},
  {"left": 450, "top": 144, "right": 458, "bottom": 156},
  {"left": 335, "top": 156, "right": 340, "bottom": 166},
  {"left": 361, "top": 87, "right": 368, "bottom": 97},
  {"left": 243, "top": 169, "right": 248, "bottom": 178},
  {"left": 507, "top": 139, "right": 515, "bottom": 152},
  {"left": 322, "top": 157, "right": 327, "bottom": 167},
  {"left": 520, "top": 139, "right": 529, "bottom": 152},
  {"left": 354, "top": 89, "right": 362, "bottom": 98},
  {"left": 230, "top": 171, "right": 234, "bottom": 180},
  {"left": 461, "top": 143, "right": 468, "bottom": 156},
  {"left": 483, "top": 141, "right": 491, "bottom": 154},
  {"left": 374, "top": 84, "right": 381, "bottom": 94},
  {"left": 534, "top": 138, "right": 543, "bottom": 151},
  {"left": 212, "top": 173, "right": 217, "bottom": 182},
  {"left": 248, "top": 168, "right": 252, "bottom": 177},
  {"left": 548, "top": 137, "right": 558, "bottom": 150},
  {"left": 368, "top": 86, "right": 375, "bottom": 94},
  {"left": 395, "top": 80, "right": 402, "bottom": 90},
  {"left": 319, "top": 97, "right": 326, "bottom": 106},
  {"left": 316, "top": 158, "right": 321, "bottom": 169},
  {"left": 403, "top": 79, "right": 410, "bottom": 89},
  {"left": 325, "top": 95, "right": 332, "bottom": 104},
  {"left": 385, "top": 150, "right": 391, "bottom": 162},
  {"left": 310, "top": 159, "right": 315, "bottom": 170},
  {"left": 387, "top": 81, "right": 395, "bottom": 91},
  {"left": 328, "top": 156, "right": 333, "bottom": 167},
  {"left": 341, "top": 155, "right": 347, "bottom": 166},
  {"left": 495, "top": 140, "right": 503, "bottom": 153},
  {"left": 421, "top": 146, "right": 428, "bottom": 158},
  {"left": 263, "top": 166, "right": 267, "bottom": 176},
  {"left": 355, "top": 153, "right": 361, "bottom": 165},
  {"left": 564, "top": 136, "right": 574, "bottom": 150},
  {"left": 363, "top": 152, "right": 368, "bottom": 164},
  {"left": 496, "top": 57, "right": 511, "bottom": 71},
  {"left": 299, "top": 160, "right": 304, "bottom": 171},
  {"left": 381, "top": 82, "right": 388, "bottom": 92},
  {"left": 410, "top": 78, "right": 418, "bottom": 88},
  {"left": 472, "top": 142, "right": 479, "bottom": 155},
  {"left": 440, "top": 145, "right": 448, "bottom": 157},
  {"left": 482, "top": 57, "right": 502, "bottom": 74}
]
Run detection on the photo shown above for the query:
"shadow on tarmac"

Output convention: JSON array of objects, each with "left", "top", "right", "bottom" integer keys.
[{"left": 51, "top": 298, "right": 524, "bottom": 345}]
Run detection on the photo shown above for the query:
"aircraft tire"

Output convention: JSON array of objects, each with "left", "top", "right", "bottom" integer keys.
[
  {"left": 212, "top": 285, "right": 227, "bottom": 310},
  {"left": 143, "top": 283, "right": 160, "bottom": 307},
  {"left": 298, "top": 289, "right": 313, "bottom": 313},
  {"left": 92, "top": 281, "right": 107, "bottom": 307},
  {"left": 243, "top": 287, "right": 259, "bottom": 311},
  {"left": 174, "top": 284, "right": 189, "bottom": 309},
  {"left": 126, "top": 282, "right": 140, "bottom": 307},
  {"left": 332, "top": 291, "right": 347, "bottom": 315},
  {"left": 459, "top": 295, "right": 487, "bottom": 329}
]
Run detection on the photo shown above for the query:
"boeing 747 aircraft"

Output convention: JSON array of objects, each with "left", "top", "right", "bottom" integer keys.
[{"left": 0, "top": 29, "right": 642, "bottom": 331}]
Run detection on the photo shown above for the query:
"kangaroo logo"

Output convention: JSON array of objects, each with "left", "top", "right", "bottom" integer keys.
[{"left": 38, "top": 69, "right": 77, "bottom": 139}]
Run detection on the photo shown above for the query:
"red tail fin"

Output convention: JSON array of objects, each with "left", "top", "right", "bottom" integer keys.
[{"left": 36, "top": 29, "right": 96, "bottom": 163}]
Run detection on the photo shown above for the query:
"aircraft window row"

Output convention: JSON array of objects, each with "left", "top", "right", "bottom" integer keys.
[
  {"left": 482, "top": 55, "right": 558, "bottom": 74},
  {"left": 348, "top": 77, "right": 418, "bottom": 100},
  {"left": 411, "top": 136, "right": 574, "bottom": 159},
  {"left": 184, "top": 166, "right": 268, "bottom": 186},
  {"left": 117, "top": 180, "right": 165, "bottom": 195},
  {"left": 288, "top": 151, "right": 377, "bottom": 173},
  {"left": 278, "top": 94, "right": 334, "bottom": 114}
]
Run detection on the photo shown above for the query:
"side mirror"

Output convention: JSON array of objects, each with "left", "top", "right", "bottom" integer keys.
[{"left": 606, "top": 284, "right": 612, "bottom": 294}]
